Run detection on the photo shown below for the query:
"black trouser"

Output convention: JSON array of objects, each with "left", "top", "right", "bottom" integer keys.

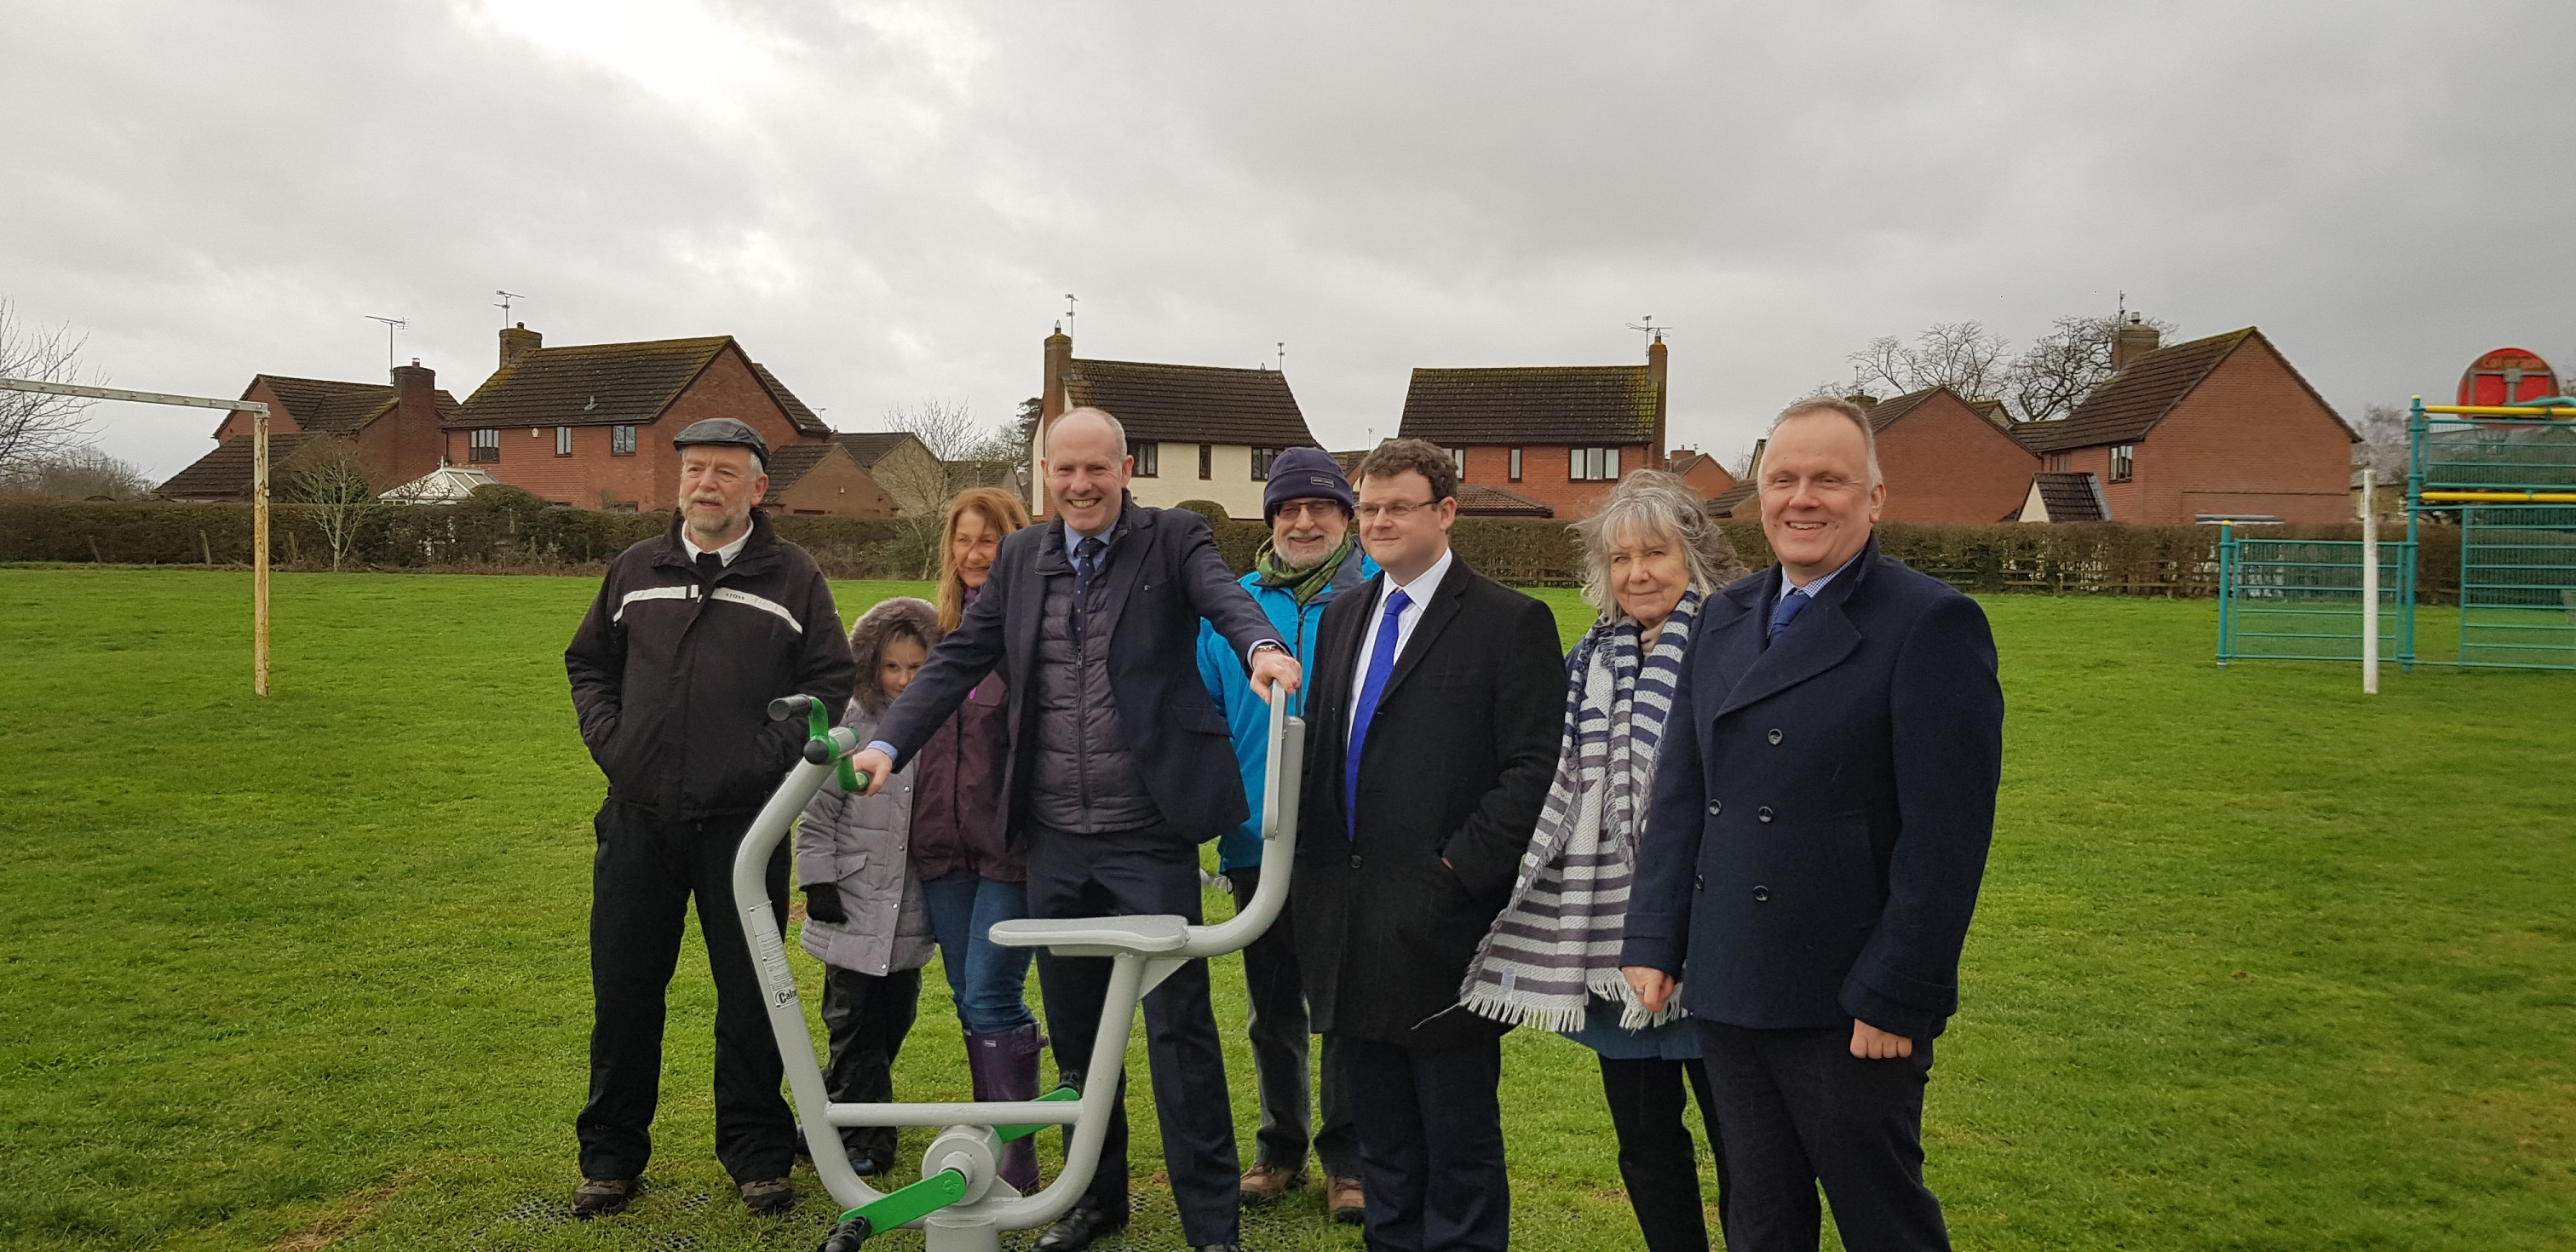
[
  {"left": 578, "top": 802, "right": 793, "bottom": 1186},
  {"left": 1695, "top": 1021, "right": 1946, "bottom": 1252},
  {"left": 1027, "top": 824, "right": 1239, "bottom": 1246},
  {"left": 1338, "top": 1033, "right": 1508, "bottom": 1252},
  {"left": 1599, "top": 1054, "right": 1731, "bottom": 1251},
  {"left": 1223, "top": 866, "right": 1360, "bottom": 1178},
  {"left": 819, "top": 964, "right": 923, "bottom": 1173}
]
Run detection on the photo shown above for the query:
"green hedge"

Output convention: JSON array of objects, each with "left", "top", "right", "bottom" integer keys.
[{"left": 0, "top": 500, "right": 2464, "bottom": 602}]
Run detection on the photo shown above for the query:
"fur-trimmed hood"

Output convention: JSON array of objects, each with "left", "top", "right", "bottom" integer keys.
[{"left": 848, "top": 595, "right": 938, "bottom": 715}]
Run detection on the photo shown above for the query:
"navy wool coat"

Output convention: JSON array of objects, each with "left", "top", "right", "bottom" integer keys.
[{"left": 1619, "top": 537, "right": 2004, "bottom": 1042}]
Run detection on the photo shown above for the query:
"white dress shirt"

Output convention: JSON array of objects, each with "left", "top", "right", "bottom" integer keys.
[
  {"left": 1348, "top": 546, "right": 1454, "bottom": 735},
  {"left": 685, "top": 523, "right": 752, "bottom": 566}
]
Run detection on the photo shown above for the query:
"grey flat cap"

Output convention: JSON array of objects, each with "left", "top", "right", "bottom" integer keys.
[{"left": 672, "top": 417, "right": 770, "bottom": 468}]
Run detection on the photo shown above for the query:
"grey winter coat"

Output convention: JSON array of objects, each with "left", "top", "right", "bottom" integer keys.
[{"left": 796, "top": 600, "right": 936, "bottom": 976}]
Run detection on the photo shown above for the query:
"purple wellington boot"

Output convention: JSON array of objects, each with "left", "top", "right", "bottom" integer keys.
[{"left": 966, "top": 1024, "right": 1045, "bottom": 1192}]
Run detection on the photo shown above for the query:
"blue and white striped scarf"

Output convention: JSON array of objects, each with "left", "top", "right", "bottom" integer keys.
[{"left": 1458, "top": 589, "right": 1699, "bottom": 1033}]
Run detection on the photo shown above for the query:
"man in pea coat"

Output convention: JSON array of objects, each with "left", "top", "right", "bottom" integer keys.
[
  {"left": 1621, "top": 399, "right": 2004, "bottom": 1252},
  {"left": 1293, "top": 439, "right": 1564, "bottom": 1252}
]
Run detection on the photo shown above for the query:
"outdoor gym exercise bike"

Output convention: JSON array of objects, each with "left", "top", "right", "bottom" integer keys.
[{"left": 734, "top": 691, "right": 1305, "bottom": 1252}]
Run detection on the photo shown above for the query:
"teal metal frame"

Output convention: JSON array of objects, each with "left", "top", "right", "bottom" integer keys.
[
  {"left": 2215, "top": 525, "right": 2415, "bottom": 667},
  {"left": 2407, "top": 399, "right": 2576, "bottom": 670}
]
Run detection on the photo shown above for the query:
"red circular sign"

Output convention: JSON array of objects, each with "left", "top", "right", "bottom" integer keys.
[{"left": 2458, "top": 347, "right": 2560, "bottom": 406}]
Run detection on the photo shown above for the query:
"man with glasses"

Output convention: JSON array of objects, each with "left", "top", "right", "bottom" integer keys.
[
  {"left": 1194, "top": 448, "right": 1376, "bottom": 1223},
  {"left": 1291, "top": 438, "right": 1563, "bottom": 1252}
]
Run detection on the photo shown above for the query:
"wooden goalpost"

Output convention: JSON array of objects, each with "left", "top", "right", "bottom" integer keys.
[{"left": 0, "top": 377, "right": 275, "bottom": 695}]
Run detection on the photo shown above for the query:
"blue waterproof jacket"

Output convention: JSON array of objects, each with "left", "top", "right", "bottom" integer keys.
[{"left": 1195, "top": 544, "right": 1377, "bottom": 871}]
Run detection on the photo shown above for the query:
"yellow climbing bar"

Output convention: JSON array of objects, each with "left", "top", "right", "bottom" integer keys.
[
  {"left": 2419, "top": 490, "right": 2576, "bottom": 503},
  {"left": 2420, "top": 404, "right": 2576, "bottom": 417}
]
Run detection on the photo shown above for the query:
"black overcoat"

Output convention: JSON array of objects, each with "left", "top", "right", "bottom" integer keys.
[
  {"left": 1291, "top": 554, "right": 1565, "bottom": 1049},
  {"left": 1619, "top": 537, "right": 2004, "bottom": 1042},
  {"left": 871, "top": 498, "right": 1279, "bottom": 842}
]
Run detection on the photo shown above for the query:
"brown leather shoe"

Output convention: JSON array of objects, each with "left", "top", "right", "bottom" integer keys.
[
  {"left": 1327, "top": 1174, "right": 1365, "bottom": 1225},
  {"left": 1238, "top": 1161, "right": 1307, "bottom": 1205},
  {"left": 739, "top": 1176, "right": 796, "bottom": 1216},
  {"left": 571, "top": 1176, "right": 636, "bottom": 1219}
]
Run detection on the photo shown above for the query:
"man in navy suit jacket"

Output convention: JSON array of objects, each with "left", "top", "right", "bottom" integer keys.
[{"left": 1620, "top": 399, "right": 2004, "bottom": 1252}]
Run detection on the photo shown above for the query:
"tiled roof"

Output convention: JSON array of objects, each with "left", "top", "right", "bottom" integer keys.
[
  {"left": 762, "top": 444, "right": 836, "bottom": 501},
  {"left": 1400, "top": 365, "right": 1659, "bottom": 445},
  {"left": 832, "top": 431, "right": 925, "bottom": 467},
  {"left": 2010, "top": 329, "right": 2350, "bottom": 453},
  {"left": 1706, "top": 480, "right": 1758, "bottom": 519},
  {"left": 2027, "top": 471, "right": 2108, "bottom": 522},
  {"left": 446, "top": 336, "right": 733, "bottom": 430},
  {"left": 155, "top": 433, "right": 325, "bottom": 499},
  {"left": 1452, "top": 483, "right": 1554, "bottom": 517},
  {"left": 1064, "top": 359, "right": 1316, "bottom": 446},
  {"left": 750, "top": 362, "right": 834, "bottom": 437},
  {"left": 243, "top": 375, "right": 461, "bottom": 436},
  {"left": 1964, "top": 397, "right": 2017, "bottom": 436}
]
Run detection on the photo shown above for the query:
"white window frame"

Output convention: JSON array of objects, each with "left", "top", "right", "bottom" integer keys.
[
  {"left": 555, "top": 426, "right": 573, "bottom": 457},
  {"left": 2110, "top": 444, "right": 2136, "bottom": 483},
  {"left": 1509, "top": 447, "right": 1523, "bottom": 481}
]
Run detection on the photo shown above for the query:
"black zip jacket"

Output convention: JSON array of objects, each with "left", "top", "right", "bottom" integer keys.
[{"left": 565, "top": 511, "right": 858, "bottom": 818}]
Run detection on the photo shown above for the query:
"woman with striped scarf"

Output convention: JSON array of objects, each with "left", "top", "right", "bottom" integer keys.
[{"left": 1460, "top": 469, "right": 1748, "bottom": 1250}]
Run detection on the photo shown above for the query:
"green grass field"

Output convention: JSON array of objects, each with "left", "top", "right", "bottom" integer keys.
[{"left": 3, "top": 566, "right": 2572, "bottom": 1251}]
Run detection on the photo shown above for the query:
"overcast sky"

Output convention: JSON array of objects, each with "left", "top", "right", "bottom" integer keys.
[{"left": 6, "top": 0, "right": 2573, "bottom": 482}]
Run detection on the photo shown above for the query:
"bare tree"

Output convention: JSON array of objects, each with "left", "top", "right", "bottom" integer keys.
[
  {"left": 874, "top": 399, "right": 1016, "bottom": 575},
  {"left": 1848, "top": 321, "right": 2012, "bottom": 404},
  {"left": 283, "top": 439, "right": 382, "bottom": 571},
  {"left": 0, "top": 299, "right": 100, "bottom": 469},
  {"left": 2004, "top": 313, "right": 2182, "bottom": 422},
  {"left": 0, "top": 446, "right": 153, "bottom": 499},
  {"left": 2355, "top": 402, "right": 2409, "bottom": 480}
]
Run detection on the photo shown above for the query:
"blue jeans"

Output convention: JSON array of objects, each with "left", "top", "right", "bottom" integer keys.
[{"left": 918, "top": 872, "right": 1037, "bottom": 1035}]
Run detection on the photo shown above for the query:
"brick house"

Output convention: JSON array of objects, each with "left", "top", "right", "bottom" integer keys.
[
  {"left": 158, "top": 367, "right": 458, "bottom": 500},
  {"left": 2012, "top": 326, "right": 2357, "bottom": 524},
  {"left": 763, "top": 442, "right": 899, "bottom": 517},
  {"left": 1396, "top": 336, "right": 1668, "bottom": 519},
  {"left": 1032, "top": 327, "right": 1320, "bottom": 520},
  {"left": 1666, "top": 447, "right": 1736, "bottom": 499},
  {"left": 443, "top": 324, "right": 841, "bottom": 512},
  {"left": 1860, "top": 387, "right": 2041, "bottom": 523}
]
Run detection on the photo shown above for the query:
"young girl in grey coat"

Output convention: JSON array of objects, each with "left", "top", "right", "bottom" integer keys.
[{"left": 797, "top": 596, "right": 938, "bottom": 1176}]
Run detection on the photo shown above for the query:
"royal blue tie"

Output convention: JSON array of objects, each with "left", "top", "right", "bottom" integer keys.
[
  {"left": 1344, "top": 588, "right": 1412, "bottom": 837},
  {"left": 1768, "top": 586, "right": 1811, "bottom": 645}
]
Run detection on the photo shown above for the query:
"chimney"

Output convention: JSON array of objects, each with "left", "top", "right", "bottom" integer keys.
[
  {"left": 1036, "top": 324, "right": 1073, "bottom": 516},
  {"left": 1844, "top": 392, "right": 1878, "bottom": 409},
  {"left": 388, "top": 358, "right": 442, "bottom": 485},
  {"left": 1646, "top": 333, "right": 1669, "bottom": 462},
  {"left": 2112, "top": 313, "right": 2160, "bottom": 372},
  {"left": 499, "top": 321, "right": 542, "bottom": 370}
]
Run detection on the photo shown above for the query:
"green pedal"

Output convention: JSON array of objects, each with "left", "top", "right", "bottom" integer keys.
[
  {"left": 837, "top": 1168, "right": 967, "bottom": 1231},
  {"left": 997, "top": 1086, "right": 1080, "bottom": 1143}
]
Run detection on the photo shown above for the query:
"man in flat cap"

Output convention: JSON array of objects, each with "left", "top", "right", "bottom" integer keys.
[{"left": 564, "top": 417, "right": 858, "bottom": 1219}]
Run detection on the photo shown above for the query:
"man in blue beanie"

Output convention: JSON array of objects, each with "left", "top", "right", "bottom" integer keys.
[{"left": 1195, "top": 445, "right": 1375, "bottom": 1224}]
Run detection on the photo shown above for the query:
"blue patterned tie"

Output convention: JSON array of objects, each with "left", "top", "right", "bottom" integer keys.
[
  {"left": 1344, "top": 588, "right": 1412, "bottom": 837},
  {"left": 1071, "top": 535, "right": 1105, "bottom": 644},
  {"left": 1768, "top": 586, "right": 1811, "bottom": 645}
]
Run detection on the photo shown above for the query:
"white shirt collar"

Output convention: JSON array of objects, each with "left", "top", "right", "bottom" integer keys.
[
  {"left": 1777, "top": 548, "right": 1864, "bottom": 608},
  {"left": 1381, "top": 546, "right": 1452, "bottom": 611},
  {"left": 686, "top": 523, "right": 752, "bottom": 567}
]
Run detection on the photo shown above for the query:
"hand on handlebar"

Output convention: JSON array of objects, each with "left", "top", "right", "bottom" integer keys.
[
  {"left": 1249, "top": 648, "right": 1302, "bottom": 704},
  {"left": 847, "top": 746, "right": 894, "bottom": 795}
]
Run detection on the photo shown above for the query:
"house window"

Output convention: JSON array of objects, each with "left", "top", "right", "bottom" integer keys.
[
  {"left": 612, "top": 425, "right": 636, "bottom": 456},
  {"left": 469, "top": 428, "right": 499, "bottom": 463},
  {"left": 1446, "top": 447, "right": 1467, "bottom": 479},
  {"left": 555, "top": 426, "right": 572, "bottom": 457},
  {"left": 1199, "top": 444, "right": 1213, "bottom": 480},
  {"left": 1251, "top": 447, "right": 1279, "bottom": 480},
  {"left": 2110, "top": 444, "right": 2136, "bottom": 483},
  {"left": 2046, "top": 451, "right": 2069, "bottom": 473},
  {"left": 1509, "top": 448, "right": 1523, "bottom": 481},
  {"left": 1130, "top": 439, "right": 1159, "bottom": 477},
  {"left": 1570, "top": 447, "right": 1623, "bottom": 481}
]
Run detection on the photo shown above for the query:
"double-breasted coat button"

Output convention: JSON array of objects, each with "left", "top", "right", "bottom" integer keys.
[
  {"left": 1706, "top": 800, "right": 1722, "bottom": 816},
  {"left": 1348, "top": 853, "right": 1363, "bottom": 870},
  {"left": 1768, "top": 728, "right": 1783, "bottom": 745},
  {"left": 1757, "top": 806, "right": 1774, "bottom": 823},
  {"left": 1694, "top": 874, "right": 1705, "bottom": 892},
  {"left": 1751, "top": 885, "right": 1771, "bottom": 902}
]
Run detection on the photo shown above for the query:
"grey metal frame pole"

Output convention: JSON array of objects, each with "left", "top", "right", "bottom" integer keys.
[
  {"left": 733, "top": 696, "right": 1304, "bottom": 1247},
  {"left": 0, "top": 377, "right": 272, "bottom": 694}
]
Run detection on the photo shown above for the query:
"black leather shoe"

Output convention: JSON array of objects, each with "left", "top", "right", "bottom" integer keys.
[{"left": 1032, "top": 1203, "right": 1129, "bottom": 1250}]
